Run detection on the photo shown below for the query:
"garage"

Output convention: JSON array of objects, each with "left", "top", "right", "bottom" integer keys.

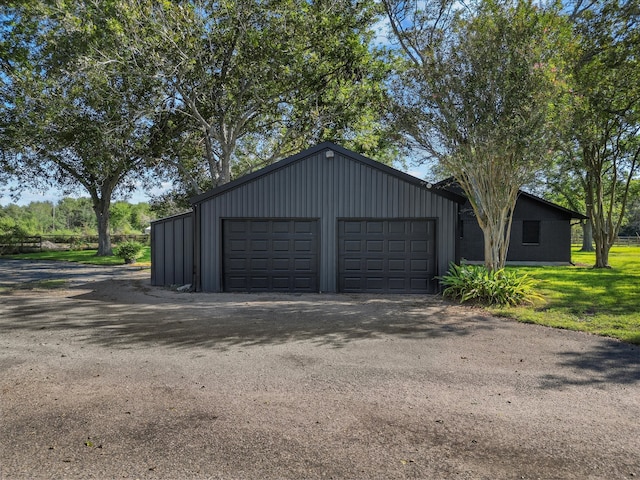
[
  {"left": 222, "top": 219, "right": 319, "bottom": 292},
  {"left": 338, "top": 219, "right": 437, "bottom": 293},
  {"left": 152, "top": 142, "right": 464, "bottom": 293}
]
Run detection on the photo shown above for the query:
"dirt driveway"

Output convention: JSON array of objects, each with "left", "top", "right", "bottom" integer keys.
[{"left": 1, "top": 261, "right": 639, "bottom": 479}]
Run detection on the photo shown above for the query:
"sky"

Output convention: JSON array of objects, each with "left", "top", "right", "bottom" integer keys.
[
  {"left": 0, "top": 161, "right": 431, "bottom": 207},
  {"left": 0, "top": 180, "right": 174, "bottom": 207}
]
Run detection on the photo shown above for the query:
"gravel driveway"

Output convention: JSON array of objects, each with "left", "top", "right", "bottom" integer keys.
[{"left": 0, "top": 260, "right": 639, "bottom": 479}]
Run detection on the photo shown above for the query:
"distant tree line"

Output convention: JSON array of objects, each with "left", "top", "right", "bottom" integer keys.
[{"left": 0, "top": 198, "right": 152, "bottom": 237}]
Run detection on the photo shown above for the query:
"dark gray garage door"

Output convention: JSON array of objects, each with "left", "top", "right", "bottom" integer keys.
[
  {"left": 222, "top": 219, "right": 319, "bottom": 292},
  {"left": 338, "top": 219, "right": 437, "bottom": 293}
]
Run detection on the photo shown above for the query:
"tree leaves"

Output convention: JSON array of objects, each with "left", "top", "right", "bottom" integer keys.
[{"left": 386, "top": 0, "right": 571, "bottom": 270}]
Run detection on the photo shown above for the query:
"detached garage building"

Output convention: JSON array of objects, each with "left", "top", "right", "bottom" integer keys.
[{"left": 152, "top": 142, "right": 465, "bottom": 293}]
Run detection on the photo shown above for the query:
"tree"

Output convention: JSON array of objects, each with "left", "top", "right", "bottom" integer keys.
[
  {"left": 544, "top": 146, "right": 594, "bottom": 251},
  {"left": 56, "top": 197, "right": 97, "bottom": 233},
  {"left": 567, "top": 0, "right": 640, "bottom": 267},
  {"left": 385, "top": 0, "right": 570, "bottom": 270},
  {"left": 119, "top": 0, "right": 395, "bottom": 194},
  {"left": 0, "top": 1, "right": 161, "bottom": 255}
]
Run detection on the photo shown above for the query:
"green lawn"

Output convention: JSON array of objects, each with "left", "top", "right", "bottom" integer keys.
[
  {"left": 491, "top": 246, "right": 640, "bottom": 344},
  {"left": 4, "top": 246, "right": 151, "bottom": 266}
]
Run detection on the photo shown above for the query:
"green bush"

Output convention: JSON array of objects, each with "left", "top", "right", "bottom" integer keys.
[
  {"left": 114, "top": 241, "right": 145, "bottom": 264},
  {"left": 439, "top": 263, "right": 542, "bottom": 306}
]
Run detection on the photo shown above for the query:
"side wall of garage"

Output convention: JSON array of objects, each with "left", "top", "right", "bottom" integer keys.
[
  {"left": 151, "top": 212, "right": 194, "bottom": 287},
  {"left": 195, "top": 148, "right": 459, "bottom": 292}
]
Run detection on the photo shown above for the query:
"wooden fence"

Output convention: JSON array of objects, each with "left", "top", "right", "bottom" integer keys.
[
  {"left": 0, "top": 234, "right": 150, "bottom": 255},
  {"left": 0, "top": 236, "right": 43, "bottom": 254},
  {"left": 571, "top": 234, "right": 640, "bottom": 247},
  {"left": 614, "top": 236, "right": 640, "bottom": 246}
]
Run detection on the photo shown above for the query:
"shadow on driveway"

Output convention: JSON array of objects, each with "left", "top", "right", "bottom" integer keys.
[
  {"left": 0, "top": 277, "right": 493, "bottom": 351},
  {"left": 1, "top": 270, "right": 639, "bottom": 389},
  {"left": 539, "top": 343, "right": 640, "bottom": 388}
]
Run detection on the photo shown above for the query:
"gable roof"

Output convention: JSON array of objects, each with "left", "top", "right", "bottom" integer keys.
[
  {"left": 191, "top": 142, "right": 466, "bottom": 205},
  {"left": 434, "top": 178, "right": 588, "bottom": 220}
]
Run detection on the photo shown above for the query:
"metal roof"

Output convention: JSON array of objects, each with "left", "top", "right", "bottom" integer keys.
[{"left": 191, "top": 142, "right": 467, "bottom": 205}]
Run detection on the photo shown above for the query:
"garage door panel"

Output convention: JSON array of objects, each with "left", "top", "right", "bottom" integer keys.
[
  {"left": 366, "top": 240, "right": 384, "bottom": 252},
  {"left": 223, "top": 219, "right": 319, "bottom": 292},
  {"left": 365, "top": 277, "right": 385, "bottom": 290},
  {"left": 294, "top": 239, "right": 312, "bottom": 251},
  {"left": 251, "top": 240, "right": 268, "bottom": 251},
  {"left": 342, "top": 277, "right": 362, "bottom": 289},
  {"left": 410, "top": 278, "right": 428, "bottom": 290},
  {"left": 272, "top": 221, "right": 291, "bottom": 233},
  {"left": 227, "top": 258, "right": 247, "bottom": 270},
  {"left": 367, "top": 222, "right": 384, "bottom": 233},
  {"left": 411, "top": 240, "right": 428, "bottom": 252},
  {"left": 229, "top": 240, "right": 246, "bottom": 251},
  {"left": 294, "top": 277, "right": 315, "bottom": 289},
  {"left": 294, "top": 258, "right": 314, "bottom": 271},
  {"left": 388, "top": 240, "right": 406, "bottom": 252},
  {"left": 343, "top": 258, "right": 362, "bottom": 271},
  {"left": 273, "top": 240, "right": 290, "bottom": 251},
  {"left": 251, "top": 221, "right": 269, "bottom": 233},
  {"left": 411, "top": 222, "right": 429, "bottom": 234},
  {"left": 272, "top": 277, "right": 291, "bottom": 289},
  {"left": 388, "top": 259, "right": 406, "bottom": 271},
  {"left": 365, "top": 259, "right": 384, "bottom": 271},
  {"left": 388, "top": 278, "right": 407, "bottom": 290},
  {"left": 338, "top": 219, "right": 436, "bottom": 293},
  {"left": 226, "top": 276, "right": 248, "bottom": 289},
  {"left": 410, "top": 259, "right": 428, "bottom": 271},
  {"left": 294, "top": 221, "right": 315, "bottom": 233},
  {"left": 345, "top": 221, "right": 363, "bottom": 234},
  {"left": 250, "top": 258, "right": 269, "bottom": 271},
  {"left": 344, "top": 240, "right": 361, "bottom": 252},
  {"left": 388, "top": 222, "right": 406, "bottom": 234},
  {"left": 229, "top": 222, "right": 247, "bottom": 234}
]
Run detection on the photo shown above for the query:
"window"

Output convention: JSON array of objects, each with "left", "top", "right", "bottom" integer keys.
[{"left": 522, "top": 221, "right": 540, "bottom": 245}]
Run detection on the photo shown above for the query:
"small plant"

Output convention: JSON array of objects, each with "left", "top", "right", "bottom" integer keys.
[
  {"left": 69, "top": 236, "right": 83, "bottom": 251},
  {"left": 439, "top": 263, "right": 542, "bottom": 306},
  {"left": 114, "top": 241, "right": 145, "bottom": 264}
]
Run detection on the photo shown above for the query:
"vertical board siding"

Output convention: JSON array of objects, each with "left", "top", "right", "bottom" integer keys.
[
  {"left": 150, "top": 212, "right": 193, "bottom": 287},
  {"left": 196, "top": 150, "right": 459, "bottom": 292}
]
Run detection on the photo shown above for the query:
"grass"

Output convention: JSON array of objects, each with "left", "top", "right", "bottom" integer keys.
[
  {"left": 4, "top": 246, "right": 151, "bottom": 266},
  {"left": 490, "top": 246, "right": 640, "bottom": 344}
]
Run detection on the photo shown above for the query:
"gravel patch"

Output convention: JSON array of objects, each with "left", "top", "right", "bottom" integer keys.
[{"left": 0, "top": 260, "right": 639, "bottom": 479}]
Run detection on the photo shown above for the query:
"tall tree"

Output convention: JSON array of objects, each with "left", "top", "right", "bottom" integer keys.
[
  {"left": 567, "top": 0, "right": 640, "bottom": 267},
  {"left": 385, "top": 0, "right": 570, "bottom": 270},
  {"left": 119, "top": 0, "right": 394, "bottom": 193},
  {"left": 0, "top": 1, "right": 160, "bottom": 255},
  {"left": 544, "top": 145, "right": 594, "bottom": 251}
]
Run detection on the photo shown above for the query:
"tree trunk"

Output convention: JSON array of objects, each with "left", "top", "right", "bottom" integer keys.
[
  {"left": 581, "top": 219, "right": 594, "bottom": 252},
  {"left": 480, "top": 206, "right": 514, "bottom": 272},
  {"left": 595, "top": 239, "right": 610, "bottom": 269},
  {"left": 93, "top": 194, "right": 113, "bottom": 256},
  {"left": 583, "top": 147, "right": 611, "bottom": 268},
  {"left": 591, "top": 217, "right": 611, "bottom": 268},
  {"left": 219, "top": 144, "right": 232, "bottom": 185},
  {"left": 483, "top": 227, "right": 500, "bottom": 271},
  {"left": 581, "top": 175, "right": 594, "bottom": 252},
  {"left": 482, "top": 223, "right": 509, "bottom": 271}
]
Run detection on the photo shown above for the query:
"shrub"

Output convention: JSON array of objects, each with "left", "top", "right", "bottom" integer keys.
[
  {"left": 439, "top": 263, "right": 542, "bottom": 306},
  {"left": 69, "top": 236, "right": 84, "bottom": 251},
  {"left": 114, "top": 241, "right": 145, "bottom": 264}
]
